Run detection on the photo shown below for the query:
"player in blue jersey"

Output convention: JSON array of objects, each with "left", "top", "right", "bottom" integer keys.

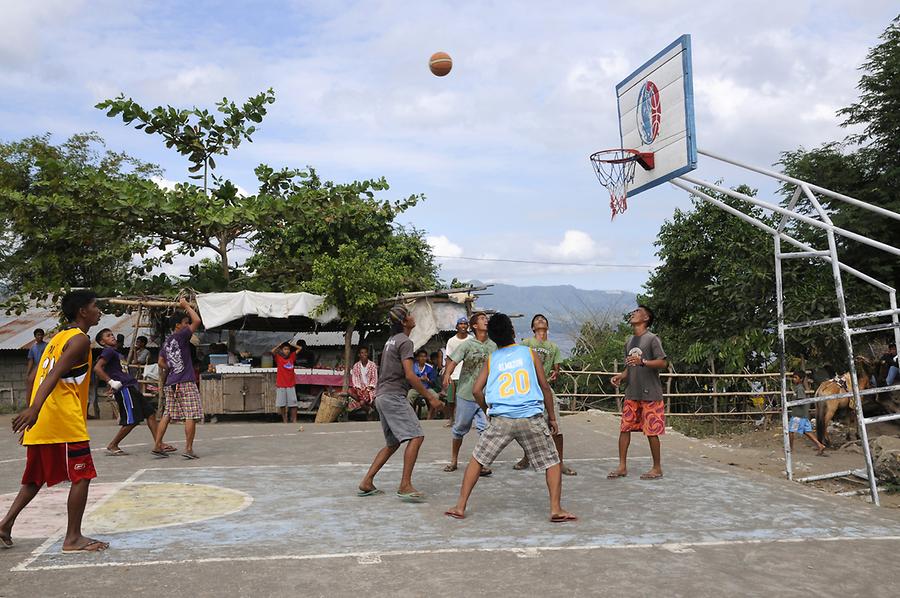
[{"left": 444, "top": 313, "right": 577, "bottom": 523}]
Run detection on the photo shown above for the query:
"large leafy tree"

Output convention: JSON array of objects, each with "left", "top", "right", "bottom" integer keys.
[
  {"left": 96, "top": 90, "right": 276, "bottom": 284},
  {"left": 0, "top": 133, "right": 168, "bottom": 310},
  {"left": 779, "top": 16, "right": 900, "bottom": 293},
  {"left": 639, "top": 185, "right": 845, "bottom": 372}
]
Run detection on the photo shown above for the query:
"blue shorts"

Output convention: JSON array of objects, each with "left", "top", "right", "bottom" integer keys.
[
  {"left": 789, "top": 417, "right": 813, "bottom": 434},
  {"left": 451, "top": 398, "right": 487, "bottom": 440}
]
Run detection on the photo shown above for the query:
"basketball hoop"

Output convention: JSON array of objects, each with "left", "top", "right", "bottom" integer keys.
[{"left": 590, "top": 149, "right": 654, "bottom": 218}]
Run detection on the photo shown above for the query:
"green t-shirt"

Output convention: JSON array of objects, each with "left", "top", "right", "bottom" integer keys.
[
  {"left": 521, "top": 337, "right": 562, "bottom": 378},
  {"left": 449, "top": 336, "right": 497, "bottom": 402}
]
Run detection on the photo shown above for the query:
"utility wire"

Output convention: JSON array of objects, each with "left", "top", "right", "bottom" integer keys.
[{"left": 434, "top": 255, "right": 655, "bottom": 269}]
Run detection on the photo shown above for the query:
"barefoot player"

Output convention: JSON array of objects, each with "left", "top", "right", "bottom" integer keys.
[
  {"left": 444, "top": 313, "right": 576, "bottom": 522},
  {"left": 0, "top": 290, "right": 109, "bottom": 553},
  {"left": 608, "top": 305, "right": 668, "bottom": 480},
  {"left": 516, "top": 314, "right": 576, "bottom": 475},
  {"left": 357, "top": 305, "right": 442, "bottom": 502}
]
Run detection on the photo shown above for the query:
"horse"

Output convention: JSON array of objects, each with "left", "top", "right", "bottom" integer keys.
[
  {"left": 814, "top": 358, "right": 872, "bottom": 447},
  {"left": 815, "top": 357, "right": 900, "bottom": 446}
]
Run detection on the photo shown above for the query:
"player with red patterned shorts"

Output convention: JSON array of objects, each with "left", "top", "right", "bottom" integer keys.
[
  {"left": 0, "top": 290, "right": 108, "bottom": 553},
  {"left": 608, "top": 305, "right": 668, "bottom": 480}
]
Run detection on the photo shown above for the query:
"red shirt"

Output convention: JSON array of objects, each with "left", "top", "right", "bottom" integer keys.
[{"left": 275, "top": 352, "right": 297, "bottom": 388}]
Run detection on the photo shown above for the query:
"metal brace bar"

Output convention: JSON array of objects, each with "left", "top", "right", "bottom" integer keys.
[
  {"left": 783, "top": 308, "right": 900, "bottom": 331},
  {"left": 776, "top": 250, "right": 830, "bottom": 259},
  {"left": 796, "top": 469, "right": 867, "bottom": 483},
  {"left": 786, "top": 383, "right": 900, "bottom": 407},
  {"left": 849, "top": 322, "right": 900, "bottom": 335},
  {"left": 863, "top": 413, "right": 900, "bottom": 425}
]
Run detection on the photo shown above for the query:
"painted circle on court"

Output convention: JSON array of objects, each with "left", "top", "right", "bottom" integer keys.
[{"left": 636, "top": 80, "right": 661, "bottom": 144}]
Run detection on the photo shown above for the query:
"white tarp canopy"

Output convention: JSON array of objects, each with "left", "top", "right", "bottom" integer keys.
[{"left": 196, "top": 291, "right": 340, "bottom": 330}]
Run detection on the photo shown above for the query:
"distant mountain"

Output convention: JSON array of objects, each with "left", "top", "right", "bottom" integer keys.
[{"left": 470, "top": 282, "right": 637, "bottom": 356}]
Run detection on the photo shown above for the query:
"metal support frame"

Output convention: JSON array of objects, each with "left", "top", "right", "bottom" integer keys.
[{"left": 668, "top": 148, "right": 900, "bottom": 506}]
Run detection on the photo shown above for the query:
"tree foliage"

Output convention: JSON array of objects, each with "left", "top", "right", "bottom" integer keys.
[
  {"left": 779, "top": 16, "right": 900, "bottom": 293},
  {"left": 0, "top": 133, "right": 168, "bottom": 310}
]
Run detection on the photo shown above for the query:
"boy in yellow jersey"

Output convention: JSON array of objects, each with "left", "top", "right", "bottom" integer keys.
[{"left": 0, "top": 290, "right": 108, "bottom": 553}]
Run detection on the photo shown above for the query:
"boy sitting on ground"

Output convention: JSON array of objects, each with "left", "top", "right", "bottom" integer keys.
[
  {"left": 444, "top": 313, "right": 576, "bottom": 523},
  {"left": 94, "top": 328, "right": 174, "bottom": 455}
]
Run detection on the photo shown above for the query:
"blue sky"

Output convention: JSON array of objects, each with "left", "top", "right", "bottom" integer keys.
[{"left": 1, "top": 1, "right": 896, "bottom": 292}]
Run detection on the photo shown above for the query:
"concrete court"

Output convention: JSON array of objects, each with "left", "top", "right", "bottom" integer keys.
[{"left": 1, "top": 413, "right": 899, "bottom": 597}]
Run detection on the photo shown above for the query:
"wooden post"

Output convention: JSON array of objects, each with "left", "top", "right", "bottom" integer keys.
[
  {"left": 709, "top": 357, "right": 718, "bottom": 434},
  {"left": 665, "top": 363, "right": 673, "bottom": 414},
  {"left": 341, "top": 320, "right": 356, "bottom": 396}
]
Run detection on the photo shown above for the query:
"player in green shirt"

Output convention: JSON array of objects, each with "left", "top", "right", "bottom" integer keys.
[
  {"left": 515, "top": 314, "right": 576, "bottom": 475},
  {"left": 442, "top": 312, "right": 497, "bottom": 475}
]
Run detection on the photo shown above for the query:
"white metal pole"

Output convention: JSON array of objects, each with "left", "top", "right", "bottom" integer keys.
[
  {"left": 824, "top": 228, "right": 879, "bottom": 505},
  {"left": 773, "top": 234, "right": 792, "bottom": 480}
]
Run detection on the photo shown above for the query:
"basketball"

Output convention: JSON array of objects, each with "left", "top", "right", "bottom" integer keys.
[{"left": 429, "top": 51, "right": 452, "bottom": 77}]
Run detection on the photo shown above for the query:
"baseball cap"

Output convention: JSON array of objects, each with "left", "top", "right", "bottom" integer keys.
[{"left": 456, "top": 316, "right": 469, "bottom": 325}]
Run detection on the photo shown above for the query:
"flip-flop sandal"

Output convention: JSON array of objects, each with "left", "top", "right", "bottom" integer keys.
[
  {"left": 62, "top": 540, "right": 109, "bottom": 554},
  {"left": 512, "top": 461, "right": 529, "bottom": 470},
  {"left": 562, "top": 467, "right": 578, "bottom": 476},
  {"left": 105, "top": 449, "right": 128, "bottom": 456},
  {"left": 607, "top": 471, "right": 627, "bottom": 479},
  {"left": 150, "top": 450, "right": 169, "bottom": 458},
  {"left": 0, "top": 535, "right": 12, "bottom": 549},
  {"left": 550, "top": 514, "right": 578, "bottom": 523},
  {"left": 444, "top": 510, "right": 465, "bottom": 520},
  {"left": 479, "top": 468, "right": 493, "bottom": 477},
  {"left": 182, "top": 452, "right": 199, "bottom": 460},
  {"left": 640, "top": 473, "right": 663, "bottom": 480},
  {"left": 397, "top": 492, "right": 426, "bottom": 503},
  {"left": 162, "top": 446, "right": 178, "bottom": 452},
  {"left": 357, "top": 488, "right": 384, "bottom": 497},
  {"left": 443, "top": 464, "right": 458, "bottom": 472}
]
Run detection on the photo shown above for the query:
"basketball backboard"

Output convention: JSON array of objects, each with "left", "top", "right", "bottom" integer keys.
[{"left": 616, "top": 34, "right": 697, "bottom": 196}]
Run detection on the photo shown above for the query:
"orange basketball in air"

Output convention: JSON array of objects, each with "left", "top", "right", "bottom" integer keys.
[{"left": 429, "top": 52, "right": 452, "bottom": 77}]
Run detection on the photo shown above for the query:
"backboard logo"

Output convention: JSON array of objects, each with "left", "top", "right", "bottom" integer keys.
[{"left": 636, "top": 81, "right": 661, "bottom": 144}]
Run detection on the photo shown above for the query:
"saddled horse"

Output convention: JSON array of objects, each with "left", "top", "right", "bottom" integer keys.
[{"left": 815, "top": 357, "right": 900, "bottom": 447}]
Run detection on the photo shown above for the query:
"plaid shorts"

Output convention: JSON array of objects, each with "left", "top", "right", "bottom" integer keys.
[
  {"left": 473, "top": 415, "right": 560, "bottom": 471},
  {"left": 163, "top": 381, "right": 203, "bottom": 421}
]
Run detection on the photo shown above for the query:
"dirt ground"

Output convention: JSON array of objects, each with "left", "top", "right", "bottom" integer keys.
[
  {"left": 1, "top": 411, "right": 899, "bottom": 597},
  {"left": 666, "top": 415, "right": 900, "bottom": 508}
]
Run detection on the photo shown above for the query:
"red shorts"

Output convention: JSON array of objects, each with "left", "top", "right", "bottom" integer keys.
[
  {"left": 620, "top": 399, "right": 666, "bottom": 436},
  {"left": 22, "top": 441, "right": 97, "bottom": 487}
]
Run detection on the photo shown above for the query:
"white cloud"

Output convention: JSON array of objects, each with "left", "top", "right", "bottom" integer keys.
[
  {"left": 427, "top": 235, "right": 463, "bottom": 258},
  {"left": 535, "top": 230, "right": 610, "bottom": 261}
]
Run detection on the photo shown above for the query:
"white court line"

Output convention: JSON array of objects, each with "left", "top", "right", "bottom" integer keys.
[
  {"left": 10, "top": 468, "right": 147, "bottom": 572},
  {"left": 14, "top": 534, "right": 900, "bottom": 572},
  {"left": 0, "top": 428, "right": 379, "bottom": 465}
]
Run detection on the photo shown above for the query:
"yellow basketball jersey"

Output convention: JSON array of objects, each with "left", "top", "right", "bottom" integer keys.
[{"left": 22, "top": 327, "right": 92, "bottom": 445}]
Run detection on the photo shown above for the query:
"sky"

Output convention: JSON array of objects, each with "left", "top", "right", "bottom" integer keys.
[{"left": 1, "top": 1, "right": 896, "bottom": 293}]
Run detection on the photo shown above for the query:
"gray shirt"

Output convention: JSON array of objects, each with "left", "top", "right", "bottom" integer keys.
[
  {"left": 624, "top": 332, "right": 667, "bottom": 402},
  {"left": 791, "top": 384, "right": 810, "bottom": 419},
  {"left": 376, "top": 333, "right": 414, "bottom": 397}
]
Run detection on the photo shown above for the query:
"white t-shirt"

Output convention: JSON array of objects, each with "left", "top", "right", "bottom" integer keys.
[{"left": 445, "top": 334, "right": 468, "bottom": 381}]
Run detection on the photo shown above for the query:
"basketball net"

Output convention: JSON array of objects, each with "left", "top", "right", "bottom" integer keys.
[{"left": 590, "top": 149, "right": 640, "bottom": 219}]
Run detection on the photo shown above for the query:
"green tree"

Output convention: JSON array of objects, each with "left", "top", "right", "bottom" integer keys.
[
  {"left": 639, "top": 185, "right": 845, "bottom": 372},
  {"left": 95, "top": 90, "right": 276, "bottom": 284},
  {"left": 0, "top": 133, "right": 168, "bottom": 311},
  {"left": 307, "top": 236, "right": 438, "bottom": 393},
  {"left": 779, "top": 16, "right": 900, "bottom": 293}
]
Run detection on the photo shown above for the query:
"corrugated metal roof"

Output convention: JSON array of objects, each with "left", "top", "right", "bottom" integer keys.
[{"left": 0, "top": 308, "right": 156, "bottom": 350}]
